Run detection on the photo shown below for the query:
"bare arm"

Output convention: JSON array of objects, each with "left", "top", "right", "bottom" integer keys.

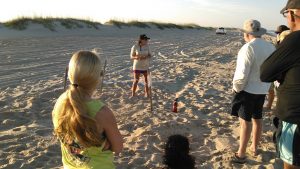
[
  {"left": 95, "top": 106, "right": 123, "bottom": 154},
  {"left": 131, "top": 52, "right": 141, "bottom": 60},
  {"left": 131, "top": 45, "right": 141, "bottom": 60},
  {"left": 132, "top": 52, "right": 150, "bottom": 60},
  {"left": 130, "top": 45, "right": 151, "bottom": 60}
]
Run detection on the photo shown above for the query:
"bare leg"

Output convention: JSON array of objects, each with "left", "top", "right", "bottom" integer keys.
[
  {"left": 266, "top": 89, "right": 275, "bottom": 109},
  {"left": 132, "top": 73, "right": 140, "bottom": 97},
  {"left": 284, "top": 162, "right": 300, "bottom": 169},
  {"left": 237, "top": 118, "right": 252, "bottom": 158},
  {"left": 143, "top": 72, "right": 149, "bottom": 97},
  {"left": 250, "top": 119, "right": 262, "bottom": 155}
]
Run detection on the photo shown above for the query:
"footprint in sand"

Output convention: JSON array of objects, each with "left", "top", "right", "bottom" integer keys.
[{"left": 35, "top": 128, "right": 52, "bottom": 137}]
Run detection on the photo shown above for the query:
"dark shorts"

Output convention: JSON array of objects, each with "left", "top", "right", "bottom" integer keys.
[
  {"left": 231, "top": 91, "right": 266, "bottom": 122},
  {"left": 276, "top": 121, "right": 300, "bottom": 166},
  {"left": 133, "top": 70, "right": 148, "bottom": 74}
]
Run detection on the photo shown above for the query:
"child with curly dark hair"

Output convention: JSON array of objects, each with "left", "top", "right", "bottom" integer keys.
[{"left": 163, "top": 135, "right": 195, "bottom": 169}]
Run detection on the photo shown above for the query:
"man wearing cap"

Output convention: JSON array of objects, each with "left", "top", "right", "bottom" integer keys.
[
  {"left": 265, "top": 25, "right": 290, "bottom": 110},
  {"left": 261, "top": 0, "right": 300, "bottom": 168},
  {"left": 231, "top": 19, "right": 275, "bottom": 163}
]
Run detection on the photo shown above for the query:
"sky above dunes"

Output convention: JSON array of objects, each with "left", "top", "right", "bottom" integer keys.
[{"left": 0, "top": 0, "right": 288, "bottom": 29}]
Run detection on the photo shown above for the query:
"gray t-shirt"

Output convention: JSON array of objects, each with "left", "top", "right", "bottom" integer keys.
[{"left": 130, "top": 44, "right": 151, "bottom": 70}]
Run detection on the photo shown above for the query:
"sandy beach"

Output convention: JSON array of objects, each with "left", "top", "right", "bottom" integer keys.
[{"left": 0, "top": 25, "right": 281, "bottom": 169}]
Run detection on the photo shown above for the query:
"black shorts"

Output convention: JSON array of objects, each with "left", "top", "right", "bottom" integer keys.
[{"left": 231, "top": 91, "right": 266, "bottom": 122}]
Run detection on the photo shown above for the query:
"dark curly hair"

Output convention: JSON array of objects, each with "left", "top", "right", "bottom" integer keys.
[{"left": 163, "top": 135, "right": 195, "bottom": 169}]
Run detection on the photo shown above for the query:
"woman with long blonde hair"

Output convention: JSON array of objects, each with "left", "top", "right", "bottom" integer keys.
[{"left": 52, "top": 51, "right": 123, "bottom": 169}]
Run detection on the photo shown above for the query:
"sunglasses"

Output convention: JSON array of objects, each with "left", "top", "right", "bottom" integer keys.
[{"left": 283, "top": 9, "right": 300, "bottom": 18}]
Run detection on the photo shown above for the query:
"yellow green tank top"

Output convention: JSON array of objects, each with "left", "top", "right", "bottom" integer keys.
[{"left": 54, "top": 100, "right": 115, "bottom": 169}]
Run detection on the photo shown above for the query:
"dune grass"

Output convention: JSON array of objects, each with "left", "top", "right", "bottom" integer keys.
[
  {"left": 105, "top": 19, "right": 215, "bottom": 30},
  {"left": 127, "top": 21, "right": 151, "bottom": 28},
  {"left": 3, "top": 17, "right": 101, "bottom": 31},
  {"left": 3, "top": 17, "right": 55, "bottom": 31},
  {"left": 2, "top": 17, "right": 216, "bottom": 31},
  {"left": 104, "top": 20, "right": 128, "bottom": 28}
]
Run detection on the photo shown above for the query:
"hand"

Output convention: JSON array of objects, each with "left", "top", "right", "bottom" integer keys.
[
  {"left": 132, "top": 56, "right": 139, "bottom": 60},
  {"left": 133, "top": 55, "right": 142, "bottom": 60},
  {"left": 138, "top": 55, "right": 146, "bottom": 60}
]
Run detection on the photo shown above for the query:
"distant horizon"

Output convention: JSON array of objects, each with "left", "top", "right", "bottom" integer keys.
[{"left": 0, "top": 0, "right": 289, "bottom": 30}]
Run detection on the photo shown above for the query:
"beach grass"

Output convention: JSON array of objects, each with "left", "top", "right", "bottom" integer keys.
[
  {"left": 3, "top": 17, "right": 101, "bottom": 31},
  {"left": 127, "top": 21, "right": 151, "bottom": 28},
  {"left": 105, "top": 19, "right": 215, "bottom": 30},
  {"left": 3, "top": 17, "right": 215, "bottom": 31},
  {"left": 104, "top": 20, "right": 128, "bottom": 28}
]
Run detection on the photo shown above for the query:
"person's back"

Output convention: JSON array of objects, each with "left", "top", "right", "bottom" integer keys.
[
  {"left": 53, "top": 96, "right": 115, "bottom": 169},
  {"left": 52, "top": 51, "right": 123, "bottom": 169},
  {"left": 239, "top": 38, "right": 275, "bottom": 94},
  {"left": 231, "top": 19, "right": 275, "bottom": 164}
]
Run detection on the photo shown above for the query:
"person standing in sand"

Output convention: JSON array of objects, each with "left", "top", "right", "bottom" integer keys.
[
  {"left": 261, "top": 0, "right": 300, "bottom": 168},
  {"left": 52, "top": 51, "right": 123, "bottom": 169},
  {"left": 230, "top": 19, "right": 275, "bottom": 164},
  {"left": 267, "top": 29, "right": 291, "bottom": 145},
  {"left": 264, "top": 25, "right": 290, "bottom": 110},
  {"left": 131, "top": 34, "right": 152, "bottom": 97}
]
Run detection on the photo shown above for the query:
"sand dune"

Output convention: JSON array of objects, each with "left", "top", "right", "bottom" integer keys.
[{"left": 0, "top": 27, "right": 281, "bottom": 168}]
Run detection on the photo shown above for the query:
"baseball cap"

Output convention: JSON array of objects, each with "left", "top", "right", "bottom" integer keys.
[
  {"left": 139, "top": 34, "right": 150, "bottom": 40},
  {"left": 242, "top": 19, "right": 267, "bottom": 37},
  {"left": 280, "top": 0, "right": 300, "bottom": 14}
]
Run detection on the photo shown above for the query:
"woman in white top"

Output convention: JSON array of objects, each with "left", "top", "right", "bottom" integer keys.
[{"left": 130, "top": 34, "right": 152, "bottom": 97}]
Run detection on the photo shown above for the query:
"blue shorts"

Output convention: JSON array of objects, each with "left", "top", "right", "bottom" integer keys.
[{"left": 277, "top": 121, "right": 300, "bottom": 166}]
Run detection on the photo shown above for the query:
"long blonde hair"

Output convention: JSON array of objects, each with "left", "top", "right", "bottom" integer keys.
[{"left": 53, "top": 51, "right": 103, "bottom": 147}]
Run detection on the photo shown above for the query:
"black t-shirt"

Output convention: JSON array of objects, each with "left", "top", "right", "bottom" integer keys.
[{"left": 261, "top": 30, "right": 300, "bottom": 124}]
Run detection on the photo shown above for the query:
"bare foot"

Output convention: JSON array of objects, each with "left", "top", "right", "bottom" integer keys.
[{"left": 236, "top": 152, "right": 246, "bottom": 159}]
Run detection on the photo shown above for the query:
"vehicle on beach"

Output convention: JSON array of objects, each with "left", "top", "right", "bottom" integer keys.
[{"left": 216, "top": 27, "right": 227, "bottom": 35}]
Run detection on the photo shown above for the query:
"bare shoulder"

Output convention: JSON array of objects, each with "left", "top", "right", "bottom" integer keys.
[
  {"left": 53, "top": 92, "right": 67, "bottom": 114},
  {"left": 95, "top": 106, "right": 116, "bottom": 124},
  {"left": 131, "top": 44, "right": 137, "bottom": 50}
]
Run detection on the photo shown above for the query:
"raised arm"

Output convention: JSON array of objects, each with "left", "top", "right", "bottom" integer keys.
[{"left": 95, "top": 106, "right": 123, "bottom": 154}]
